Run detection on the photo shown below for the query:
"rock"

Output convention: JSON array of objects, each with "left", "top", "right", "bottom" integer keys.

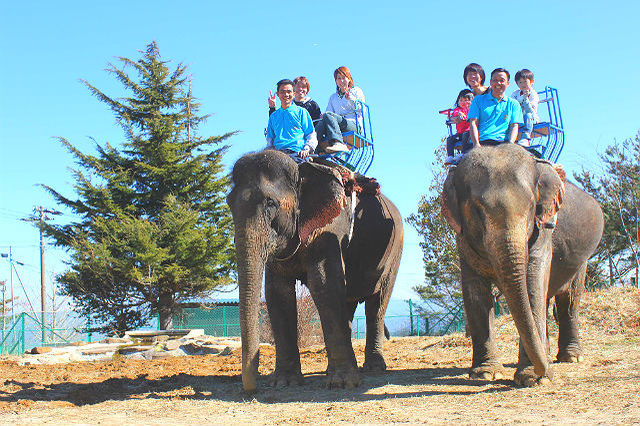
[
  {"left": 100, "top": 337, "right": 131, "bottom": 344},
  {"left": 180, "top": 342, "right": 225, "bottom": 355},
  {"left": 81, "top": 347, "right": 116, "bottom": 355},
  {"left": 30, "top": 347, "right": 52, "bottom": 354},
  {"left": 37, "top": 354, "right": 71, "bottom": 364},
  {"left": 151, "top": 349, "right": 185, "bottom": 359},
  {"left": 68, "top": 341, "right": 89, "bottom": 346},
  {"left": 163, "top": 339, "right": 185, "bottom": 351},
  {"left": 124, "top": 329, "right": 204, "bottom": 340},
  {"left": 152, "top": 335, "right": 170, "bottom": 343},
  {"left": 141, "top": 350, "right": 155, "bottom": 360},
  {"left": 123, "top": 352, "right": 146, "bottom": 360},
  {"left": 69, "top": 352, "right": 84, "bottom": 362},
  {"left": 117, "top": 345, "right": 153, "bottom": 355}
]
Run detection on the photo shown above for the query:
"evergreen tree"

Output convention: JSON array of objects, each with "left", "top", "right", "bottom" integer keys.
[
  {"left": 42, "top": 42, "right": 236, "bottom": 334},
  {"left": 574, "top": 132, "right": 640, "bottom": 288},
  {"left": 407, "top": 145, "right": 462, "bottom": 316}
]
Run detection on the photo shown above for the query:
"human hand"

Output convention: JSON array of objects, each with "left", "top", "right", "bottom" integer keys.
[
  {"left": 299, "top": 148, "right": 310, "bottom": 159},
  {"left": 458, "top": 111, "right": 467, "bottom": 121},
  {"left": 268, "top": 91, "right": 276, "bottom": 108}
]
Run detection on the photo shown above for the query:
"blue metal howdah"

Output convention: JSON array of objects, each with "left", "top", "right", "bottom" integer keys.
[
  {"left": 321, "top": 100, "right": 375, "bottom": 174},
  {"left": 526, "top": 86, "right": 565, "bottom": 163},
  {"left": 440, "top": 85, "right": 565, "bottom": 163}
]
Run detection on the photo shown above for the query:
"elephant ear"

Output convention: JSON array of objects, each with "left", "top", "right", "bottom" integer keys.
[
  {"left": 298, "top": 161, "right": 348, "bottom": 245},
  {"left": 441, "top": 169, "right": 462, "bottom": 234},
  {"left": 535, "top": 160, "right": 566, "bottom": 229}
]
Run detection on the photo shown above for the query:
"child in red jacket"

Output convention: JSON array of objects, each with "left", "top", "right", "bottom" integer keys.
[{"left": 445, "top": 89, "right": 474, "bottom": 165}]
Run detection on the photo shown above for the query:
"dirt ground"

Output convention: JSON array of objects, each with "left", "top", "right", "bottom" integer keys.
[{"left": 1, "top": 287, "right": 638, "bottom": 425}]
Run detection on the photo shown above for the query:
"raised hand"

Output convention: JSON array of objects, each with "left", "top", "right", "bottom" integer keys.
[{"left": 268, "top": 91, "right": 276, "bottom": 108}]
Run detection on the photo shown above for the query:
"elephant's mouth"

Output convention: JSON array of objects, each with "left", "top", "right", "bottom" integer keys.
[
  {"left": 273, "top": 234, "right": 302, "bottom": 262},
  {"left": 458, "top": 235, "right": 496, "bottom": 279}
]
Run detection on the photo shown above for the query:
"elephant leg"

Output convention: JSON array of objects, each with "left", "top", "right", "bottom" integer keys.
[
  {"left": 555, "top": 264, "right": 586, "bottom": 363},
  {"left": 305, "top": 240, "right": 361, "bottom": 389},
  {"left": 461, "top": 258, "right": 504, "bottom": 380},
  {"left": 362, "top": 290, "right": 390, "bottom": 372},
  {"left": 264, "top": 265, "right": 303, "bottom": 387},
  {"left": 515, "top": 229, "right": 554, "bottom": 386}
]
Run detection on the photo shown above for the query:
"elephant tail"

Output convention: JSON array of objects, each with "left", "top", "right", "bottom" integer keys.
[{"left": 384, "top": 324, "right": 390, "bottom": 340}]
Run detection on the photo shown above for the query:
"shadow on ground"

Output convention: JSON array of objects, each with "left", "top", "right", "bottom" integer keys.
[{"left": 0, "top": 366, "right": 514, "bottom": 406}]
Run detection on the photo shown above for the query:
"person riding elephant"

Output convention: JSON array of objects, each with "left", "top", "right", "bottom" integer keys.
[
  {"left": 441, "top": 143, "right": 603, "bottom": 387},
  {"left": 226, "top": 149, "right": 404, "bottom": 393}
]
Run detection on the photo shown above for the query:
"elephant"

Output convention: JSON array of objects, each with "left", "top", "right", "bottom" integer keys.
[
  {"left": 226, "top": 150, "right": 403, "bottom": 392},
  {"left": 441, "top": 143, "right": 603, "bottom": 386}
]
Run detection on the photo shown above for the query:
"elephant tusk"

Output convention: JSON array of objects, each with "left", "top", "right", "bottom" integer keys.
[{"left": 348, "top": 191, "right": 356, "bottom": 241}]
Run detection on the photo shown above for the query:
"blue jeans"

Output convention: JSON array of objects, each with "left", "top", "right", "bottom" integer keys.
[
  {"left": 314, "top": 111, "right": 357, "bottom": 143},
  {"left": 446, "top": 131, "right": 472, "bottom": 156},
  {"left": 521, "top": 113, "right": 534, "bottom": 139},
  {"left": 280, "top": 149, "right": 310, "bottom": 164}
]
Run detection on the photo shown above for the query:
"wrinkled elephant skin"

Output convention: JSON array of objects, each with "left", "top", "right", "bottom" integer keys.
[
  {"left": 227, "top": 150, "right": 403, "bottom": 392},
  {"left": 442, "top": 144, "right": 603, "bottom": 387}
]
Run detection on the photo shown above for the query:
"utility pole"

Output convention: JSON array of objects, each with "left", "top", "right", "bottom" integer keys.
[
  {"left": 31, "top": 207, "right": 60, "bottom": 344},
  {"left": 9, "top": 247, "right": 13, "bottom": 324}
]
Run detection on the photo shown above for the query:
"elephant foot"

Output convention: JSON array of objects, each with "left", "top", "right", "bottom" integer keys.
[
  {"left": 556, "top": 349, "right": 583, "bottom": 363},
  {"left": 362, "top": 351, "right": 387, "bottom": 372},
  {"left": 326, "top": 365, "right": 361, "bottom": 389},
  {"left": 268, "top": 369, "right": 304, "bottom": 388},
  {"left": 514, "top": 366, "right": 553, "bottom": 387},
  {"left": 469, "top": 365, "right": 506, "bottom": 381}
]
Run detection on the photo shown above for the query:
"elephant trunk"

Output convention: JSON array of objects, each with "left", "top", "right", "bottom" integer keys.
[
  {"left": 490, "top": 231, "right": 549, "bottom": 378},
  {"left": 235, "top": 224, "right": 267, "bottom": 393}
]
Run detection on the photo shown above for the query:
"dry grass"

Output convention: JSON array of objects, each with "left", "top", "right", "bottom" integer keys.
[{"left": 580, "top": 286, "right": 640, "bottom": 335}]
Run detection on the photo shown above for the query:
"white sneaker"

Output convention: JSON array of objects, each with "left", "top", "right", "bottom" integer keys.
[
  {"left": 518, "top": 138, "right": 530, "bottom": 147},
  {"left": 325, "top": 142, "right": 350, "bottom": 153}
]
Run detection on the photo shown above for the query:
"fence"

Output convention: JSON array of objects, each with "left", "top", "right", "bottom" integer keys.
[
  {"left": 172, "top": 306, "right": 241, "bottom": 337},
  {"left": 0, "top": 311, "right": 91, "bottom": 355},
  {"left": 170, "top": 304, "right": 467, "bottom": 340}
]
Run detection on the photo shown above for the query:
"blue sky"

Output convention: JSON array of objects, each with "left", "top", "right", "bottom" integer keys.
[{"left": 1, "top": 1, "right": 639, "bottom": 316}]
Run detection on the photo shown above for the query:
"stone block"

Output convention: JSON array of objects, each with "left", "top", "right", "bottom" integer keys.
[
  {"left": 117, "top": 345, "right": 153, "bottom": 355},
  {"left": 30, "top": 347, "right": 52, "bottom": 354},
  {"left": 163, "top": 339, "right": 185, "bottom": 351},
  {"left": 100, "top": 337, "right": 131, "bottom": 344}
]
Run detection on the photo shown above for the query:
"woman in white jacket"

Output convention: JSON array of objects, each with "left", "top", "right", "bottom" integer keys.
[{"left": 315, "top": 66, "right": 365, "bottom": 153}]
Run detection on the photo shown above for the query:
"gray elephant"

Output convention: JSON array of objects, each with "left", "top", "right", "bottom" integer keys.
[
  {"left": 227, "top": 150, "right": 403, "bottom": 392},
  {"left": 441, "top": 143, "right": 603, "bottom": 386}
]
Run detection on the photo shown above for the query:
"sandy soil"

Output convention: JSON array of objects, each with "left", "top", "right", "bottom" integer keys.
[{"left": 1, "top": 287, "right": 638, "bottom": 425}]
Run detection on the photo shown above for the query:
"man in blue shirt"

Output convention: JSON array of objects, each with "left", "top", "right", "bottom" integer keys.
[
  {"left": 468, "top": 68, "right": 523, "bottom": 148},
  {"left": 266, "top": 79, "right": 317, "bottom": 163}
]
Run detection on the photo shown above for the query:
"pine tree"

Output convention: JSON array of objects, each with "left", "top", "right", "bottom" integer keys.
[{"left": 42, "top": 42, "right": 236, "bottom": 335}]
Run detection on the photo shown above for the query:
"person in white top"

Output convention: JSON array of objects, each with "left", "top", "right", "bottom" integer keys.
[
  {"left": 511, "top": 69, "right": 540, "bottom": 146},
  {"left": 314, "top": 66, "right": 365, "bottom": 153}
]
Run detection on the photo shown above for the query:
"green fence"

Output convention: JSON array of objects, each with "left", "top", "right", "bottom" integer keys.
[
  {"left": 170, "top": 304, "right": 466, "bottom": 339},
  {"left": 0, "top": 311, "right": 91, "bottom": 355},
  {"left": 172, "top": 306, "right": 241, "bottom": 337}
]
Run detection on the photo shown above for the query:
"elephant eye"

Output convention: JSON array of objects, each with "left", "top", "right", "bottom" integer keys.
[
  {"left": 264, "top": 197, "right": 280, "bottom": 216},
  {"left": 472, "top": 201, "right": 486, "bottom": 222},
  {"left": 266, "top": 198, "right": 278, "bottom": 208}
]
